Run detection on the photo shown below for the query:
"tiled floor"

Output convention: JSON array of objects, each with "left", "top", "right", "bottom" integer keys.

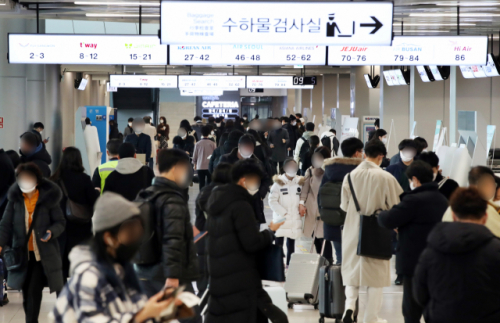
[{"left": 0, "top": 185, "right": 408, "bottom": 323}]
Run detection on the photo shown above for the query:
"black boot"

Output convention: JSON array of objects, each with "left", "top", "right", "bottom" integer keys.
[{"left": 395, "top": 274, "right": 403, "bottom": 285}]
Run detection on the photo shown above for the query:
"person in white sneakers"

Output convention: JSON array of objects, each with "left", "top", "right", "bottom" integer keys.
[{"left": 268, "top": 158, "right": 304, "bottom": 266}]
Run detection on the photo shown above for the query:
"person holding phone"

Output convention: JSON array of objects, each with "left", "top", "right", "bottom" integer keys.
[
  {"left": 50, "top": 192, "right": 181, "bottom": 323},
  {"left": 0, "top": 162, "right": 66, "bottom": 323}
]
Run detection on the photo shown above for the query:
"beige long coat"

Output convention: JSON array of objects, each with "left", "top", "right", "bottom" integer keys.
[
  {"left": 340, "top": 160, "right": 403, "bottom": 287},
  {"left": 300, "top": 167, "right": 325, "bottom": 238}
]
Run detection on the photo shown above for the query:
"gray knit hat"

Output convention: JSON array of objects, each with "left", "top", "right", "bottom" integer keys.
[{"left": 92, "top": 192, "right": 141, "bottom": 233}]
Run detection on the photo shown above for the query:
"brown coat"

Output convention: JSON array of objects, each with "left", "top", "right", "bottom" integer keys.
[{"left": 300, "top": 167, "right": 325, "bottom": 238}]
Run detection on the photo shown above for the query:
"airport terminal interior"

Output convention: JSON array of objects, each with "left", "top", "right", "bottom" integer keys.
[{"left": 2, "top": 0, "right": 500, "bottom": 323}]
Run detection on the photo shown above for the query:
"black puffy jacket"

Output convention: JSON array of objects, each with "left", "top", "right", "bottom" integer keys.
[
  {"left": 413, "top": 222, "right": 500, "bottom": 323},
  {"left": 173, "top": 135, "right": 195, "bottom": 157},
  {"left": 206, "top": 184, "right": 274, "bottom": 323},
  {"left": 142, "top": 177, "right": 199, "bottom": 281},
  {"left": 19, "top": 146, "right": 52, "bottom": 178}
]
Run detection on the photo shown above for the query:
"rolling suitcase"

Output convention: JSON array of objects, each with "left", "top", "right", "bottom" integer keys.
[
  {"left": 318, "top": 265, "right": 357, "bottom": 323},
  {"left": 285, "top": 220, "right": 326, "bottom": 308}
]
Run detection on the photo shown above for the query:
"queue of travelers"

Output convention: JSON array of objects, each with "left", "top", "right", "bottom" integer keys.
[{"left": 2, "top": 115, "right": 500, "bottom": 323}]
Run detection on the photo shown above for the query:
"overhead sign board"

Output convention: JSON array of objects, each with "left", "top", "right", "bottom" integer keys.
[
  {"left": 246, "top": 76, "right": 314, "bottom": 89},
  {"left": 178, "top": 75, "right": 246, "bottom": 88},
  {"left": 160, "top": 1, "right": 394, "bottom": 46},
  {"left": 328, "top": 36, "right": 488, "bottom": 66},
  {"left": 170, "top": 44, "right": 326, "bottom": 65},
  {"left": 109, "top": 75, "right": 178, "bottom": 88},
  {"left": 8, "top": 34, "right": 168, "bottom": 65}
]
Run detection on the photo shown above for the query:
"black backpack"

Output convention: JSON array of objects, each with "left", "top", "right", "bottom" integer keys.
[
  {"left": 133, "top": 189, "right": 165, "bottom": 265},
  {"left": 318, "top": 181, "right": 346, "bottom": 226},
  {"left": 298, "top": 137, "right": 310, "bottom": 164},
  {"left": 321, "top": 136, "right": 332, "bottom": 151}
]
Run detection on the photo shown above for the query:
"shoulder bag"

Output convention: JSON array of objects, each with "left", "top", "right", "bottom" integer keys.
[
  {"left": 4, "top": 210, "right": 38, "bottom": 271},
  {"left": 348, "top": 174, "right": 393, "bottom": 260},
  {"left": 60, "top": 180, "right": 93, "bottom": 223}
]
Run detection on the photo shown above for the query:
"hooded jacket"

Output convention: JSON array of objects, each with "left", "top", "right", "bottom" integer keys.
[
  {"left": 49, "top": 246, "right": 148, "bottom": 323},
  {"left": 269, "top": 174, "right": 305, "bottom": 240},
  {"left": 208, "top": 135, "right": 240, "bottom": 173},
  {"left": 137, "top": 177, "right": 199, "bottom": 282},
  {"left": 413, "top": 222, "right": 500, "bottom": 323},
  {"left": 294, "top": 131, "right": 314, "bottom": 166},
  {"left": 0, "top": 179, "right": 65, "bottom": 292},
  {"left": 173, "top": 134, "right": 196, "bottom": 157},
  {"left": 20, "top": 143, "right": 52, "bottom": 178},
  {"left": 206, "top": 184, "right": 274, "bottom": 323},
  {"left": 378, "top": 182, "right": 448, "bottom": 275},
  {"left": 320, "top": 157, "right": 363, "bottom": 241},
  {"left": 125, "top": 133, "right": 152, "bottom": 162},
  {"left": 103, "top": 158, "right": 155, "bottom": 201}
]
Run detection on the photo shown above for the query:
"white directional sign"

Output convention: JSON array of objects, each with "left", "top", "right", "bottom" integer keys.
[
  {"left": 9, "top": 34, "right": 168, "bottom": 65},
  {"left": 246, "top": 76, "right": 314, "bottom": 89},
  {"left": 110, "top": 75, "right": 177, "bottom": 88},
  {"left": 180, "top": 88, "right": 224, "bottom": 96},
  {"left": 178, "top": 75, "right": 246, "bottom": 89},
  {"left": 170, "top": 44, "right": 326, "bottom": 65},
  {"left": 328, "top": 36, "right": 488, "bottom": 66},
  {"left": 161, "top": 1, "right": 394, "bottom": 46}
]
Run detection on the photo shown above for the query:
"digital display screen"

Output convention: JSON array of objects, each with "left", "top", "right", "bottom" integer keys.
[
  {"left": 328, "top": 36, "right": 488, "bottom": 66},
  {"left": 429, "top": 66, "right": 443, "bottom": 81},
  {"left": 471, "top": 65, "right": 487, "bottom": 78},
  {"left": 169, "top": 44, "right": 326, "bottom": 65},
  {"left": 416, "top": 66, "right": 431, "bottom": 82},
  {"left": 9, "top": 34, "right": 168, "bottom": 65},
  {"left": 383, "top": 71, "right": 395, "bottom": 86},
  {"left": 364, "top": 74, "right": 374, "bottom": 88},
  {"left": 460, "top": 66, "right": 475, "bottom": 79},
  {"left": 109, "top": 75, "right": 178, "bottom": 88},
  {"left": 178, "top": 75, "right": 246, "bottom": 89},
  {"left": 246, "top": 75, "right": 314, "bottom": 89},
  {"left": 482, "top": 54, "right": 500, "bottom": 77},
  {"left": 161, "top": 1, "right": 394, "bottom": 46}
]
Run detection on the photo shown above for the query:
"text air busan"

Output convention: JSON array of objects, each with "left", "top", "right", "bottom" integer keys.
[{"left": 340, "top": 47, "right": 368, "bottom": 52}]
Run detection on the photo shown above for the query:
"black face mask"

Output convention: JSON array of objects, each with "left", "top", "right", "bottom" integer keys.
[{"left": 115, "top": 241, "right": 142, "bottom": 263}]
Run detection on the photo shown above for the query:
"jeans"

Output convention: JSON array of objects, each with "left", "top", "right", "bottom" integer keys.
[
  {"left": 403, "top": 275, "right": 425, "bottom": 323},
  {"left": 135, "top": 264, "right": 202, "bottom": 323},
  {"left": 313, "top": 238, "right": 333, "bottom": 262},
  {"left": 333, "top": 240, "right": 342, "bottom": 264},
  {"left": 275, "top": 237, "right": 295, "bottom": 266},
  {"left": 23, "top": 252, "right": 48, "bottom": 323},
  {"left": 197, "top": 169, "right": 211, "bottom": 190},
  {"left": 148, "top": 158, "right": 154, "bottom": 169}
]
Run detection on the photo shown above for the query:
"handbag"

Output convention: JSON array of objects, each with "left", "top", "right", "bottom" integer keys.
[
  {"left": 347, "top": 174, "right": 393, "bottom": 260},
  {"left": 60, "top": 180, "right": 93, "bottom": 223},
  {"left": 4, "top": 211, "right": 38, "bottom": 271},
  {"left": 257, "top": 244, "right": 285, "bottom": 282}
]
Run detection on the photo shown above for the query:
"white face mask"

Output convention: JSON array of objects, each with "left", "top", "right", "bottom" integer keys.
[
  {"left": 216, "top": 123, "right": 221, "bottom": 127},
  {"left": 243, "top": 117, "right": 247, "bottom": 120},
  {"left": 134, "top": 128, "right": 143, "bottom": 134},
  {"left": 39, "top": 131, "right": 43, "bottom": 135},
  {"left": 128, "top": 122, "right": 132, "bottom": 127},
  {"left": 433, "top": 172, "right": 438, "bottom": 181},
  {"left": 239, "top": 148, "right": 253, "bottom": 159},
  {"left": 312, "top": 158, "right": 323, "bottom": 169},
  {"left": 18, "top": 181, "right": 36, "bottom": 194},
  {"left": 409, "top": 182, "right": 416, "bottom": 190},
  {"left": 160, "top": 120, "right": 164, "bottom": 124},
  {"left": 494, "top": 200, "right": 500, "bottom": 207},
  {"left": 400, "top": 150, "right": 415, "bottom": 163},
  {"left": 422, "top": 149, "right": 428, "bottom": 152},
  {"left": 245, "top": 181, "right": 260, "bottom": 196},
  {"left": 292, "top": 121, "right": 297, "bottom": 126},
  {"left": 211, "top": 130, "right": 215, "bottom": 135},
  {"left": 381, "top": 137, "right": 388, "bottom": 144},
  {"left": 284, "top": 167, "right": 298, "bottom": 178}
]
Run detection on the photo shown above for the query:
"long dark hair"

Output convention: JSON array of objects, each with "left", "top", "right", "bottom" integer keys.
[
  {"left": 180, "top": 119, "right": 193, "bottom": 132},
  {"left": 247, "top": 128, "right": 271, "bottom": 155},
  {"left": 309, "top": 135, "right": 320, "bottom": 155},
  {"left": 50, "top": 146, "right": 85, "bottom": 181}
]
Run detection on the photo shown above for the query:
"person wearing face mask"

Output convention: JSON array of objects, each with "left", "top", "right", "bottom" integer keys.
[
  {"left": 124, "top": 117, "right": 135, "bottom": 139},
  {"left": 157, "top": 116, "right": 170, "bottom": 149},
  {"left": 268, "top": 119, "right": 290, "bottom": 174},
  {"left": 378, "top": 161, "right": 448, "bottom": 323},
  {"left": 0, "top": 162, "right": 65, "bottom": 323},
  {"left": 367, "top": 118, "right": 380, "bottom": 142},
  {"left": 134, "top": 148, "right": 201, "bottom": 323},
  {"left": 247, "top": 129, "right": 274, "bottom": 177},
  {"left": 300, "top": 147, "right": 333, "bottom": 262},
  {"left": 415, "top": 151, "right": 458, "bottom": 200},
  {"left": 413, "top": 137, "right": 428, "bottom": 155},
  {"left": 242, "top": 113, "right": 250, "bottom": 128},
  {"left": 386, "top": 139, "right": 418, "bottom": 192},
  {"left": 50, "top": 192, "right": 185, "bottom": 323},
  {"left": 340, "top": 140, "right": 403, "bottom": 323},
  {"left": 219, "top": 134, "right": 273, "bottom": 225},
  {"left": 192, "top": 126, "right": 217, "bottom": 190},
  {"left": 294, "top": 122, "right": 315, "bottom": 171},
  {"left": 173, "top": 126, "right": 196, "bottom": 158},
  {"left": 19, "top": 132, "right": 52, "bottom": 178},
  {"left": 319, "top": 138, "right": 364, "bottom": 266},
  {"left": 32, "top": 122, "right": 49, "bottom": 145},
  {"left": 103, "top": 143, "right": 155, "bottom": 201},
  {"left": 208, "top": 130, "right": 243, "bottom": 174},
  {"left": 442, "top": 166, "right": 500, "bottom": 237},
  {"left": 370, "top": 129, "right": 390, "bottom": 168},
  {"left": 206, "top": 158, "right": 285, "bottom": 323},
  {"left": 269, "top": 158, "right": 305, "bottom": 266},
  {"left": 320, "top": 129, "right": 340, "bottom": 157},
  {"left": 282, "top": 116, "right": 300, "bottom": 158},
  {"left": 124, "top": 119, "right": 152, "bottom": 165},
  {"left": 142, "top": 116, "right": 158, "bottom": 169},
  {"left": 300, "top": 135, "right": 320, "bottom": 175}
]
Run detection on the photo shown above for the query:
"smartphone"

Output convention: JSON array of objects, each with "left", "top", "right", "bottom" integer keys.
[
  {"left": 41, "top": 232, "right": 51, "bottom": 241},
  {"left": 46, "top": 137, "right": 50, "bottom": 140},
  {"left": 194, "top": 231, "right": 208, "bottom": 243},
  {"left": 274, "top": 217, "right": 286, "bottom": 224},
  {"left": 162, "top": 285, "right": 185, "bottom": 301}
]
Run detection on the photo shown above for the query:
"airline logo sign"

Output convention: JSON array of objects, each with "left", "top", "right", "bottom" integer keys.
[
  {"left": 8, "top": 34, "right": 168, "bottom": 65},
  {"left": 328, "top": 36, "right": 488, "bottom": 66},
  {"left": 161, "top": 1, "right": 394, "bottom": 45},
  {"left": 109, "top": 75, "right": 178, "bottom": 88}
]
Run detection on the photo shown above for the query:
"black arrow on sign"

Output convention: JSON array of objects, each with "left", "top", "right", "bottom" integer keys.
[{"left": 360, "top": 16, "right": 383, "bottom": 34}]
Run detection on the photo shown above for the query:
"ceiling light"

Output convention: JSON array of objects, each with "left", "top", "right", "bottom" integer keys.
[
  {"left": 410, "top": 13, "right": 500, "bottom": 17},
  {"left": 86, "top": 13, "right": 160, "bottom": 17},
  {"left": 393, "top": 23, "right": 475, "bottom": 26},
  {"left": 76, "top": 1, "right": 160, "bottom": 6}
]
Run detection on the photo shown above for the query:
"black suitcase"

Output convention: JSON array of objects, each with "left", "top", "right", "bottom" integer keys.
[{"left": 318, "top": 264, "right": 357, "bottom": 323}]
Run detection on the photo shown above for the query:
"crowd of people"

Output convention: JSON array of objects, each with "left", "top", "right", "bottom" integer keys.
[{"left": 0, "top": 115, "right": 500, "bottom": 323}]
